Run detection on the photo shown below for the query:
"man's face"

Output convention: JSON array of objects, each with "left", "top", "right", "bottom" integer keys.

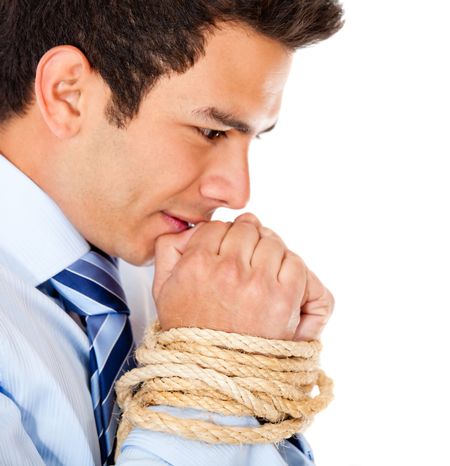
[{"left": 59, "top": 24, "right": 292, "bottom": 265}]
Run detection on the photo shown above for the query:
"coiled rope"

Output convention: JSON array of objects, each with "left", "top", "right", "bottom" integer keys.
[{"left": 115, "top": 322, "right": 333, "bottom": 458}]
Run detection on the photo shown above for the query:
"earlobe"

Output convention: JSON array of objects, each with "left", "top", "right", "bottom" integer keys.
[{"left": 35, "top": 46, "right": 89, "bottom": 139}]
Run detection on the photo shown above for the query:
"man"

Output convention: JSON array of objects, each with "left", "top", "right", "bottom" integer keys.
[{"left": 0, "top": 1, "right": 343, "bottom": 465}]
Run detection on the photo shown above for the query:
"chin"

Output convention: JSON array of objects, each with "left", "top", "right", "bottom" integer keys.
[
  {"left": 131, "top": 255, "right": 155, "bottom": 267},
  {"left": 118, "top": 243, "right": 156, "bottom": 266}
]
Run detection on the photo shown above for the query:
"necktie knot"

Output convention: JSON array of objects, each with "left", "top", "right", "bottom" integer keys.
[{"left": 50, "top": 249, "right": 130, "bottom": 318}]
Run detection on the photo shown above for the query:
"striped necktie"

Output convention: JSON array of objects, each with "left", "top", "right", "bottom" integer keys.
[{"left": 48, "top": 248, "right": 135, "bottom": 465}]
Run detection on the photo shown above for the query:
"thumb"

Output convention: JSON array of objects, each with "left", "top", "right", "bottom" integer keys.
[{"left": 152, "top": 226, "right": 200, "bottom": 300}]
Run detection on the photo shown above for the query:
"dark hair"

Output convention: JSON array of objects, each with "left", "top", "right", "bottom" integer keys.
[{"left": 0, "top": 0, "right": 344, "bottom": 128}]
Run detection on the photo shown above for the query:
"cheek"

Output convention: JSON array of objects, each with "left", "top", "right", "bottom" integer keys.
[{"left": 134, "top": 136, "right": 208, "bottom": 195}]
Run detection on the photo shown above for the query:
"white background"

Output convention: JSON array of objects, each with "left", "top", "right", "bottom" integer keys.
[{"left": 218, "top": 1, "right": 450, "bottom": 465}]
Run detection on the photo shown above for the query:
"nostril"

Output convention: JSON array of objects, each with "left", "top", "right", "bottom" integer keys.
[{"left": 199, "top": 169, "right": 250, "bottom": 209}]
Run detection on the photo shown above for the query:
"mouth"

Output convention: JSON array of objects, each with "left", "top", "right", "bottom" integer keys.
[{"left": 161, "top": 211, "right": 205, "bottom": 232}]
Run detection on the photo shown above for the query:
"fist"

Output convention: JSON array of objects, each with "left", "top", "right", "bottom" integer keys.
[{"left": 152, "top": 214, "right": 334, "bottom": 341}]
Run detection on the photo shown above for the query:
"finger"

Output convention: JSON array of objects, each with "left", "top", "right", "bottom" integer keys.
[
  {"left": 152, "top": 226, "right": 200, "bottom": 300},
  {"left": 252, "top": 226, "right": 287, "bottom": 272},
  {"left": 184, "top": 221, "right": 232, "bottom": 255},
  {"left": 294, "top": 272, "right": 334, "bottom": 342},
  {"left": 234, "top": 212, "right": 262, "bottom": 228},
  {"left": 219, "top": 221, "right": 260, "bottom": 265},
  {"left": 259, "top": 225, "right": 287, "bottom": 246},
  {"left": 251, "top": 235, "right": 286, "bottom": 276},
  {"left": 293, "top": 313, "right": 327, "bottom": 342},
  {"left": 277, "top": 250, "right": 307, "bottom": 290}
]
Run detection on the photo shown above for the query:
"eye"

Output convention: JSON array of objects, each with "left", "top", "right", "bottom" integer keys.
[{"left": 197, "top": 128, "right": 228, "bottom": 141}]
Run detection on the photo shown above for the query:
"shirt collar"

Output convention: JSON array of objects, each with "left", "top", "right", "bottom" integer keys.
[{"left": 0, "top": 154, "right": 89, "bottom": 286}]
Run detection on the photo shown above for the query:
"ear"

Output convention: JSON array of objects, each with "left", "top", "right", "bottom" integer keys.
[{"left": 35, "top": 45, "right": 91, "bottom": 139}]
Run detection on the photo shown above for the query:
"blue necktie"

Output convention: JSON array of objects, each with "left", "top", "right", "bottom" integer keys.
[{"left": 47, "top": 247, "right": 135, "bottom": 465}]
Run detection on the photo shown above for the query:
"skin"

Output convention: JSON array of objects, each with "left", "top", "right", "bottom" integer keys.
[
  {"left": 0, "top": 23, "right": 334, "bottom": 341},
  {"left": 153, "top": 217, "right": 334, "bottom": 340}
]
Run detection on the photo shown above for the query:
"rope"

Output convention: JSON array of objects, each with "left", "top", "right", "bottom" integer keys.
[{"left": 115, "top": 322, "right": 333, "bottom": 458}]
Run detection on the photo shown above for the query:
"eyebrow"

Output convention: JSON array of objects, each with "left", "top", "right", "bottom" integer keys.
[{"left": 192, "top": 106, "right": 277, "bottom": 136}]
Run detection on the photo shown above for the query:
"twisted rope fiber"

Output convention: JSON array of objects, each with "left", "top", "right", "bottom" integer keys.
[
  {"left": 115, "top": 323, "right": 333, "bottom": 457},
  {"left": 135, "top": 350, "right": 319, "bottom": 387},
  {"left": 137, "top": 343, "right": 320, "bottom": 373}
]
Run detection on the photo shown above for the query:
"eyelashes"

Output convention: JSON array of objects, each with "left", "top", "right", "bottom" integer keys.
[
  {"left": 196, "top": 128, "right": 228, "bottom": 140},
  {"left": 196, "top": 128, "right": 262, "bottom": 141}
]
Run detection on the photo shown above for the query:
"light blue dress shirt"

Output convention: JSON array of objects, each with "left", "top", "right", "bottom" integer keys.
[{"left": 0, "top": 154, "right": 315, "bottom": 465}]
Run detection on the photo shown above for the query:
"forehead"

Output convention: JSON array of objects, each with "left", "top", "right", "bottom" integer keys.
[{"left": 147, "top": 23, "right": 293, "bottom": 129}]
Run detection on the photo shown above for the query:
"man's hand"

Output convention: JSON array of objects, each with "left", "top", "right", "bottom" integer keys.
[{"left": 152, "top": 214, "right": 334, "bottom": 341}]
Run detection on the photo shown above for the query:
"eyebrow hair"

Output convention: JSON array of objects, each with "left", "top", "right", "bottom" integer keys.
[{"left": 192, "top": 106, "right": 277, "bottom": 136}]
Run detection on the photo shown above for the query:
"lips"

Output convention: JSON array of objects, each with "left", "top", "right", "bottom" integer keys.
[
  {"left": 163, "top": 210, "right": 210, "bottom": 227},
  {"left": 162, "top": 212, "right": 191, "bottom": 232}
]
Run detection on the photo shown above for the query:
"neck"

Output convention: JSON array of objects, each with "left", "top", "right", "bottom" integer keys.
[{"left": 0, "top": 108, "right": 61, "bottom": 190}]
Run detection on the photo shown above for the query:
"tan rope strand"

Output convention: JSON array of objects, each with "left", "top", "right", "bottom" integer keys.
[
  {"left": 123, "top": 401, "right": 306, "bottom": 443},
  {"left": 136, "top": 350, "right": 318, "bottom": 386},
  {"left": 118, "top": 370, "right": 332, "bottom": 445},
  {"left": 141, "top": 377, "right": 316, "bottom": 421},
  {"left": 140, "top": 387, "right": 314, "bottom": 421},
  {"left": 148, "top": 342, "right": 320, "bottom": 371},
  {"left": 138, "top": 391, "right": 255, "bottom": 418},
  {"left": 116, "top": 363, "right": 280, "bottom": 418},
  {"left": 115, "top": 323, "right": 333, "bottom": 459},
  {"left": 142, "top": 377, "right": 233, "bottom": 400},
  {"left": 155, "top": 327, "right": 322, "bottom": 358}
]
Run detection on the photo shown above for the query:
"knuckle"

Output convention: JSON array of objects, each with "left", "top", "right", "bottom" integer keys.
[
  {"left": 179, "top": 249, "right": 211, "bottom": 277},
  {"left": 288, "top": 251, "right": 305, "bottom": 267},
  {"left": 214, "top": 257, "right": 249, "bottom": 293},
  {"left": 258, "top": 225, "right": 282, "bottom": 242},
  {"left": 234, "top": 221, "right": 259, "bottom": 236},
  {"left": 281, "top": 253, "right": 307, "bottom": 282},
  {"left": 325, "top": 289, "right": 335, "bottom": 313},
  {"left": 217, "top": 257, "right": 243, "bottom": 284},
  {"left": 259, "top": 226, "right": 276, "bottom": 238},
  {"left": 249, "top": 267, "right": 270, "bottom": 289},
  {"left": 250, "top": 264, "right": 267, "bottom": 280},
  {"left": 270, "top": 236, "right": 286, "bottom": 251},
  {"left": 205, "top": 220, "right": 229, "bottom": 231},
  {"left": 307, "top": 313, "right": 329, "bottom": 331},
  {"left": 210, "top": 220, "right": 226, "bottom": 227},
  {"left": 188, "top": 248, "right": 211, "bottom": 267},
  {"left": 246, "top": 278, "right": 269, "bottom": 301},
  {"left": 235, "top": 212, "right": 260, "bottom": 224}
]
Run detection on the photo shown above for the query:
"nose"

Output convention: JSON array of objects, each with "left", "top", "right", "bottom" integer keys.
[{"left": 199, "top": 143, "right": 251, "bottom": 210}]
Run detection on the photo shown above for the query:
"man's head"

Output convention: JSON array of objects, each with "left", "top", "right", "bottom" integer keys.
[{"left": 0, "top": 1, "right": 343, "bottom": 265}]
